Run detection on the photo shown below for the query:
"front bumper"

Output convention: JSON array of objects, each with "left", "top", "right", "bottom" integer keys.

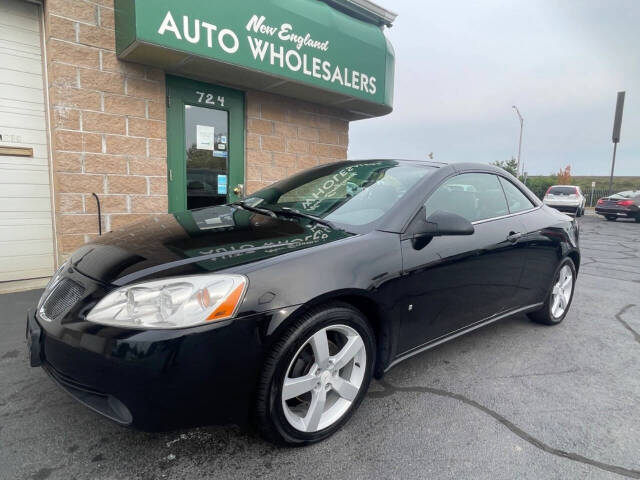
[{"left": 26, "top": 306, "right": 268, "bottom": 430}]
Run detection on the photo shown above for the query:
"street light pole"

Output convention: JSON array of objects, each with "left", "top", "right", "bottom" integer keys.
[
  {"left": 609, "top": 91, "right": 625, "bottom": 195},
  {"left": 512, "top": 105, "right": 524, "bottom": 177}
]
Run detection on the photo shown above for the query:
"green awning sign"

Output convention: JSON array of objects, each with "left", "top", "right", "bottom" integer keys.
[{"left": 115, "top": 0, "right": 395, "bottom": 118}]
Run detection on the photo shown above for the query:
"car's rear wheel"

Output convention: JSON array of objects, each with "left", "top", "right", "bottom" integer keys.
[
  {"left": 255, "top": 303, "right": 375, "bottom": 445},
  {"left": 605, "top": 215, "right": 617, "bottom": 221},
  {"left": 528, "top": 258, "right": 576, "bottom": 325},
  {"left": 575, "top": 207, "right": 582, "bottom": 217}
]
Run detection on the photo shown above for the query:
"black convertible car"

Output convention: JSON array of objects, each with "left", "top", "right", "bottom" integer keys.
[{"left": 27, "top": 160, "right": 580, "bottom": 445}]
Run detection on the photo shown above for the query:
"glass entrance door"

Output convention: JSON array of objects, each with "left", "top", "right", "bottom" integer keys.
[
  {"left": 184, "top": 105, "right": 229, "bottom": 209},
  {"left": 166, "top": 76, "right": 245, "bottom": 213}
]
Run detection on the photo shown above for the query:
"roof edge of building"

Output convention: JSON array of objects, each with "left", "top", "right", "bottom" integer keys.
[{"left": 320, "top": 0, "right": 397, "bottom": 27}]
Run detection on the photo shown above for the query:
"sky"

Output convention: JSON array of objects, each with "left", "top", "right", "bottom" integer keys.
[{"left": 348, "top": 0, "right": 639, "bottom": 176}]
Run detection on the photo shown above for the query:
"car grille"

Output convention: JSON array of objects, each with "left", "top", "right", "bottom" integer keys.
[{"left": 40, "top": 278, "right": 85, "bottom": 322}]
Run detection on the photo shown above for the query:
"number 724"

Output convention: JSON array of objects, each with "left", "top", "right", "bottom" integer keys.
[{"left": 196, "top": 91, "right": 225, "bottom": 107}]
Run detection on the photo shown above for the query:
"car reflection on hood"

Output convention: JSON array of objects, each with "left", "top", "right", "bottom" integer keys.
[{"left": 70, "top": 204, "right": 353, "bottom": 286}]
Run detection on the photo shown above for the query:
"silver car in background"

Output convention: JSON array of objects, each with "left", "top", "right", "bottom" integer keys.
[{"left": 543, "top": 185, "right": 586, "bottom": 216}]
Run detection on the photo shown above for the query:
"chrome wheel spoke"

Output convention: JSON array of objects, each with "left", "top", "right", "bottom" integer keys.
[
  {"left": 563, "top": 289, "right": 571, "bottom": 306},
  {"left": 304, "top": 388, "right": 326, "bottom": 431},
  {"left": 551, "top": 295, "right": 561, "bottom": 316},
  {"left": 550, "top": 265, "right": 573, "bottom": 318},
  {"left": 332, "top": 376, "right": 359, "bottom": 401},
  {"left": 283, "top": 373, "right": 317, "bottom": 401},
  {"left": 558, "top": 292, "right": 567, "bottom": 309},
  {"left": 332, "top": 336, "right": 364, "bottom": 370},
  {"left": 310, "top": 329, "right": 330, "bottom": 366}
]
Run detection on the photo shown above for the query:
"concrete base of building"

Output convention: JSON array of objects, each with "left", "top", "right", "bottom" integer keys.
[{"left": 0, "top": 278, "right": 49, "bottom": 295}]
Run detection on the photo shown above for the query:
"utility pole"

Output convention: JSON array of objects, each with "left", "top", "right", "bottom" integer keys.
[
  {"left": 609, "top": 91, "right": 625, "bottom": 195},
  {"left": 512, "top": 106, "right": 524, "bottom": 177}
]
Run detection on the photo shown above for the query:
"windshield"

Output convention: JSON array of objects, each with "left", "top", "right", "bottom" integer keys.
[{"left": 243, "top": 160, "right": 433, "bottom": 228}]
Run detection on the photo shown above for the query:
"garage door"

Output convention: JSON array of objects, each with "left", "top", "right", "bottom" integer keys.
[{"left": 0, "top": 0, "right": 55, "bottom": 282}]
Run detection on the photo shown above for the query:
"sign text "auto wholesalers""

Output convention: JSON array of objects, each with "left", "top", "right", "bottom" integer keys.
[{"left": 157, "top": 11, "right": 378, "bottom": 95}]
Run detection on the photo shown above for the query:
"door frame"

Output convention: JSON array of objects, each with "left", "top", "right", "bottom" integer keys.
[{"left": 165, "top": 75, "right": 245, "bottom": 213}]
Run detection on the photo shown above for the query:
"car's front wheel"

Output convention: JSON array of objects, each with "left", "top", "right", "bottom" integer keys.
[
  {"left": 255, "top": 303, "right": 375, "bottom": 445},
  {"left": 528, "top": 258, "right": 576, "bottom": 325}
]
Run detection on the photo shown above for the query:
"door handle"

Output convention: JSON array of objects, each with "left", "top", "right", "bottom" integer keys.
[
  {"left": 507, "top": 231, "right": 522, "bottom": 243},
  {"left": 233, "top": 183, "right": 244, "bottom": 197}
]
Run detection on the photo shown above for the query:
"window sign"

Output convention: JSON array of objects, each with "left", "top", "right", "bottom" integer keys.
[
  {"left": 217, "top": 174, "right": 228, "bottom": 195},
  {"left": 196, "top": 125, "right": 215, "bottom": 150}
]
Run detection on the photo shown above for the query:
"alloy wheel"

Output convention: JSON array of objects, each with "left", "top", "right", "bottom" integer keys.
[
  {"left": 281, "top": 324, "right": 366, "bottom": 433},
  {"left": 550, "top": 265, "right": 573, "bottom": 318}
]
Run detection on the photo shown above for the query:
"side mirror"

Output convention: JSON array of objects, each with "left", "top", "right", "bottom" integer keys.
[
  {"left": 426, "top": 210, "right": 475, "bottom": 236},
  {"left": 407, "top": 209, "right": 474, "bottom": 250}
]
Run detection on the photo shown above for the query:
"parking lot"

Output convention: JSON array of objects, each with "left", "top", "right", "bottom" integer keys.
[{"left": 1, "top": 213, "right": 638, "bottom": 480}]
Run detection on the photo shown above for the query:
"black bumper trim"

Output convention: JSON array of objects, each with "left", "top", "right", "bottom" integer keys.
[
  {"left": 43, "top": 362, "right": 133, "bottom": 425},
  {"left": 26, "top": 310, "right": 43, "bottom": 367}
]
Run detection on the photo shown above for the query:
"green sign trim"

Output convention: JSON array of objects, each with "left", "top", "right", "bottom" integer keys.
[{"left": 115, "top": 0, "right": 394, "bottom": 112}]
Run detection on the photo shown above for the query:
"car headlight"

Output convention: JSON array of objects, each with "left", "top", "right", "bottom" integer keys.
[{"left": 86, "top": 275, "right": 247, "bottom": 329}]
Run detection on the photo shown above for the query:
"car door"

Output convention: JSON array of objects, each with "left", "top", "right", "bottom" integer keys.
[
  {"left": 398, "top": 172, "right": 527, "bottom": 354},
  {"left": 495, "top": 176, "right": 547, "bottom": 307}
]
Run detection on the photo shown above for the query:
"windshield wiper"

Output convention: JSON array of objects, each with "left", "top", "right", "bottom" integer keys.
[
  {"left": 276, "top": 207, "right": 339, "bottom": 230},
  {"left": 232, "top": 202, "right": 339, "bottom": 229},
  {"left": 231, "top": 201, "right": 277, "bottom": 218}
]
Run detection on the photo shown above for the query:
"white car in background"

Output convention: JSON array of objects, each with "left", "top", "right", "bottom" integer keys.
[{"left": 543, "top": 185, "right": 586, "bottom": 216}]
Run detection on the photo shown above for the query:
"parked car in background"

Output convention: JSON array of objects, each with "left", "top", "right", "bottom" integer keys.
[
  {"left": 595, "top": 190, "right": 640, "bottom": 222},
  {"left": 543, "top": 186, "right": 586, "bottom": 216},
  {"left": 26, "top": 160, "right": 580, "bottom": 445}
]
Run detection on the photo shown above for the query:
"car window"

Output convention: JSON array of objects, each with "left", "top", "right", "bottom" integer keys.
[
  {"left": 498, "top": 177, "right": 535, "bottom": 213},
  {"left": 547, "top": 186, "right": 577, "bottom": 195},
  {"left": 424, "top": 173, "right": 508, "bottom": 222},
  {"left": 611, "top": 190, "right": 640, "bottom": 199}
]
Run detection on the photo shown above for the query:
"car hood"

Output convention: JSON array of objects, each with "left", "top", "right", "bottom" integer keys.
[{"left": 70, "top": 205, "right": 354, "bottom": 286}]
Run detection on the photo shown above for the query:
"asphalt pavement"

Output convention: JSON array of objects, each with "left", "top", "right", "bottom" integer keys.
[{"left": 1, "top": 214, "right": 638, "bottom": 480}]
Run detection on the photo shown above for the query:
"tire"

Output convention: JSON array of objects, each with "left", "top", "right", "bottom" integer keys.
[
  {"left": 635, "top": 215, "right": 640, "bottom": 223},
  {"left": 605, "top": 215, "right": 617, "bottom": 221},
  {"left": 255, "top": 302, "right": 375, "bottom": 446},
  {"left": 528, "top": 258, "right": 576, "bottom": 326},
  {"left": 575, "top": 207, "right": 582, "bottom": 217}
]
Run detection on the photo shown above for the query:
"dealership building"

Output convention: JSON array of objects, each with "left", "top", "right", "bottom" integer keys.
[{"left": 0, "top": 0, "right": 396, "bottom": 291}]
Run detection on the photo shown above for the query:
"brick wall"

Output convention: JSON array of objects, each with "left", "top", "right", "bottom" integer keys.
[
  {"left": 245, "top": 91, "right": 349, "bottom": 194},
  {"left": 43, "top": 0, "right": 351, "bottom": 264},
  {"left": 44, "top": 0, "right": 168, "bottom": 260}
]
